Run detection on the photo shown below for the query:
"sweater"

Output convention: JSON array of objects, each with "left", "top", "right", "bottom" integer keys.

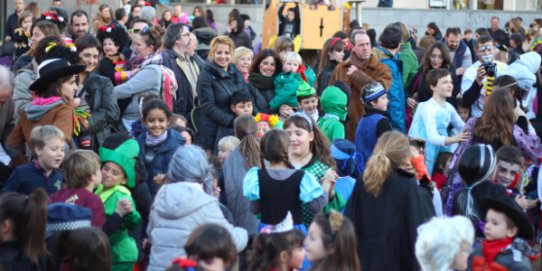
[
  {"left": 3, "top": 162, "right": 63, "bottom": 195},
  {"left": 50, "top": 188, "right": 106, "bottom": 227}
]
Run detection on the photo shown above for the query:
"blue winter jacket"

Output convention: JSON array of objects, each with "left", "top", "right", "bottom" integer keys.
[
  {"left": 374, "top": 47, "right": 406, "bottom": 132},
  {"left": 137, "top": 129, "right": 185, "bottom": 195}
]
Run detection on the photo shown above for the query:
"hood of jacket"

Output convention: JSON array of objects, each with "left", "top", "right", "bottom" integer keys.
[
  {"left": 502, "top": 52, "right": 540, "bottom": 92},
  {"left": 24, "top": 98, "right": 65, "bottom": 121},
  {"left": 320, "top": 85, "right": 347, "bottom": 121},
  {"left": 153, "top": 182, "right": 217, "bottom": 219}
]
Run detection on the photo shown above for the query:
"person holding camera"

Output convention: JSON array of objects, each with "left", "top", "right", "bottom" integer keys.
[{"left": 460, "top": 35, "right": 509, "bottom": 118}]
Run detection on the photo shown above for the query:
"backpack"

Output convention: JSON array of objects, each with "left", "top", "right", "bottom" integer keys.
[{"left": 158, "top": 65, "right": 178, "bottom": 111}]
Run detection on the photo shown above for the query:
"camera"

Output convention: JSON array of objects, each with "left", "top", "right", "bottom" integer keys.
[{"left": 481, "top": 62, "right": 496, "bottom": 77}]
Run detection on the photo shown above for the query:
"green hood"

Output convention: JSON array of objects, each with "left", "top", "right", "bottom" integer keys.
[{"left": 320, "top": 86, "right": 347, "bottom": 121}]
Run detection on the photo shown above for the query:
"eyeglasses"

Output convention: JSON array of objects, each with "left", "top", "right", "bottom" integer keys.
[
  {"left": 128, "top": 28, "right": 141, "bottom": 34},
  {"left": 430, "top": 55, "right": 443, "bottom": 60},
  {"left": 478, "top": 45, "right": 494, "bottom": 52}
]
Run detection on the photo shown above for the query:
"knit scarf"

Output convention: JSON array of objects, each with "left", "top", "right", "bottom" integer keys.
[
  {"left": 482, "top": 237, "right": 513, "bottom": 264},
  {"left": 145, "top": 130, "right": 168, "bottom": 146},
  {"left": 249, "top": 73, "right": 275, "bottom": 90}
]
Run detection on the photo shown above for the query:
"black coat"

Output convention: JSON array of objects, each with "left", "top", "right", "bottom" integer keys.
[
  {"left": 248, "top": 72, "right": 275, "bottom": 111},
  {"left": 0, "top": 241, "right": 46, "bottom": 271},
  {"left": 196, "top": 61, "right": 246, "bottom": 150},
  {"left": 344, "top": 169, "right": 433, "bottom": 271},
  {"left": 82, "top": 72, "right": 121, "bottom": 150},
  {"left": 229, "top": 30, "right": 252, "bottom": 49},
  {"left": 316, "top": 60, "right": 338, "bottom": 95},
  {"left": 161, "top": 49, "right": 196, "bottom": 119}
]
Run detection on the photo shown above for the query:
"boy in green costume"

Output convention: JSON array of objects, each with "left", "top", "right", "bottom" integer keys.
[{"left": 97, "top": 138, "right": 142, "bottom": 271}]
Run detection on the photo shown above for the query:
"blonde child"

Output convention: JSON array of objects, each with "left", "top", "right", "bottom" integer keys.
[
  {"left": 217, "top": 136, "right": 240, "bottom": 163},
  {"left": 3, "top": 125, "right": 64, "bottom": 195},
  {"left": 50, "top": 150, "right": 106, "bottom": 227},
  {"left": 305, "top": 211, "right": 361, "bottom": 271}
]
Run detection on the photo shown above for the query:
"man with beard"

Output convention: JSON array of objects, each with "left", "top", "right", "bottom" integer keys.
[
  {"left": 329, "top": 30, "right": 392, "bottom": 140},
  {"left": 445, "top": 27, "right": 472, "bottom": 79},
  {"left": 70, "top": 10, "right": 90, "bottom": 40}
]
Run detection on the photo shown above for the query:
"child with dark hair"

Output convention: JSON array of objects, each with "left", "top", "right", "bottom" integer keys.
[
  {"left": 136, "top": 98, "right": 185, "bottom": 196},
  {"left": 184, "top": 224, "right": 238, "bottom": 270},
  {"left": 432, "top": 151, "right": 453, "bottom": 191},
  {"left": 249, "top": 213, "right": 305, "bottom": 271},
  {"left": 278, "top": 2, "right": 300, "bottom": 40},
  {"left": 0, "top": 189, "right": 48, "bottom": 271},
  {"left": 213, "top": 89, "right": 254, "bottom": 153},
  {"left": 96, "top": 22, "right": 131, "bottom": 86},
  {"left": 468, "top": 197, "right": 536, "bottom": 270},
  {"left": 296, "top": 80, "right": 320, "bottom": 122}
]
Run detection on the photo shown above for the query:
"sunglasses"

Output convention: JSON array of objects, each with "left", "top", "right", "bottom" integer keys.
[{"left": 478, "top": 45, "right": 494, "bottom": 52}]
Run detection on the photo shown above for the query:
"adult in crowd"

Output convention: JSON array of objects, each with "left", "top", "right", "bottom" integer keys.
[
  {"left": 374, "top": 26, "right": 407, "bottom": 132},
  {"left": 70, "top": 9, "right": 90, "bottom": 41},
  {"left": 414, "top": 35, "right": 436, "bottom": 63},
  {"left": 317, "top": 37, "right": 345, "bottom": 95},
  {"left": 487, "top": 16, "right": 509, "bottom": 47},
  {"left": 74, "top": 34, "right": 120, "bottom": 151},
  {"left": 191, "top": 16, "right": 218, "bottom": 60},
  {"left": 196, "top": 36, "right": 247, "bottom": 153},
  {"left": 232, "top": 47, "right": 268, "bottom": 113},
  {"left": 6, "top": 44, "right": 84, "bottom": 164},
  {"left": 247, "top": 49, "right": 282, "bottom": 107},
  {"left": 329, "top": 31, "right": 391, "bottom": 140},
  {"left": 345, "top": 131, "right": 433, "bottom": 271},
  {"left": 0, "top": 66, "right": 15, "bottom": 182},
  {"left": 4, "top": 0, "right": 25, "bottom": 42},
  {"left": 444, "top": 27, "right": 472, "bottom": 82},
  {"left": 407, "top": 43, "right": 459, "bottom": 105},
  {"left": 228, "top": 16, "right": 252, "bottom": 49},
  {"left": 161, "top": 23, "right": 200, "bottom": 119},
  {"left": 114, "top": 25, "right": 165, "bottom": 132},
  {"left": 461, "top": 35, "right": 509, "bottom": 117},
  {"left": 147, "top": 145, "right": 248, "bottom": 271},
  {"left": 395, "top": 22, "right": 419, "bottom": 87},
  {"left": 93, "top": 4, "right": 113, "bottom": 34},
  {"left": 13, "top": 27, "right": 61, "bottom": 121},
  {"left": 426, "top": 22, "right": 443, "bottom": 42}
]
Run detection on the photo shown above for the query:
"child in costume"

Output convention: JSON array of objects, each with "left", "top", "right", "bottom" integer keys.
[
  {"left": 270, "top": 52, "right": 316, "bottom": 116},
  {"left": 330, "top": 139, "right": 357, "bottom": 205},
  {"left": 354, "top": 82, "right": 392, "bottom": 173},
  {"left": 97, "top": 138, "right": 142, "bottom": 271},
  {"left": 254, "top": 113, "right": 282, "bottom": 139},
  {"left": 96, "top": 23, "right": 131, "bottom": 86},
  {"left": 409, "top": 68, "right": 467, "bottom": 175},
  {"left": 318, "top": 81, "right": 351, "bottom": 142},
  {"left": 468, "top": 196, "right": 538, "bottom": 270},
  {"left": 296, "top": 80, "right": 319, "bottom": 122}
]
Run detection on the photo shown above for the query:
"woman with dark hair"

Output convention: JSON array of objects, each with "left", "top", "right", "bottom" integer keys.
[
  {"left": 317, "top": 37, "right": 345, "bottom": 95},
  {"left": 74, "top": 34, "right": 120, "bottom": 151},
  {"left": 406, "top": 43, "right": 459, "bottom": 106},
  {"left": 426, "top": 22, "right": 443, "bottom": 42},
  {"left": 7, "top": 43, "right": 85, "bottom": 164},
  {"left": 248, "top": 49, "right": 282, "bottom": 105},
  {"left": 227, "top": 15, "right": 251, "bottom": 49}
]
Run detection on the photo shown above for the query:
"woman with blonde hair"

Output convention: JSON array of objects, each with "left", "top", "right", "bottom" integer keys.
[
  {"left": 344, "top": 131, "right": 433, "bottom": 271},
  {"left": 196, "top": 36, "right": 249, "bottom": 153}
]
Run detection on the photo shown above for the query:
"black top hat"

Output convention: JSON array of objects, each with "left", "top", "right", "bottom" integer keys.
[
  {"left": 481, "top": 197, "right": 533, "bottom": 240},
  {"left": 29, "top": 58, "right": 85, "bottom": 92}
]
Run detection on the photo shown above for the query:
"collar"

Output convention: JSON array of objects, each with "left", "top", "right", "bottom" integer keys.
[
  {"left": 322, "top": 113, "right": 340, "bottom": 121},
  {"left": 483, "top": 237, "right": 514, "bottom": 264}
]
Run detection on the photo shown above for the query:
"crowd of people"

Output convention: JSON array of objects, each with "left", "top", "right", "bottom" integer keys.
[{"left": 2, "top": 0, "right": 542, "bottom": 270}]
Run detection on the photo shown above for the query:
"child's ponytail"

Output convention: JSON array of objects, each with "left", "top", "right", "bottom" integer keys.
[
  {"left": 362, "top": 131, "right": 410, "bottom": 197},
  {"left": 234, "top": 115, "right": 261, "bottom": 169},
  {"left": 0, "top": 188, "right": 48, "bottom": 264}
]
